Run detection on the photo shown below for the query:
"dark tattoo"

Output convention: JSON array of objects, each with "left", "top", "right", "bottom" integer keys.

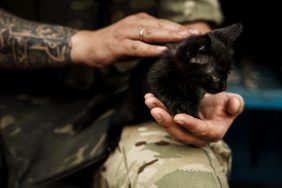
[{"left": 0, "top": 8, "right": 78, "bottom": 68}]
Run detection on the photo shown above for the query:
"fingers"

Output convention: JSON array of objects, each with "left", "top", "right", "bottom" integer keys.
[
  {"left": 115, "top": 25, "right": 195, "bottom": 56},
  {"left": 150, "top": 107, "right": 173, "bottom": 129},
  {"left": 144, "top": 93, "right": 167, "bottom": 110},
  {"left": 174, "top": 114, "right": 225, "bottom": 142},
  {"left": 136, "top": 27, "right": 197, "bottom": 43},
  {"left": 76, "top": 12, "right": 202, "bottom": 66},
  {"left": 91, "top": 12, "right": 202, "bottom": 65},
  {"left": 121, "top": 39, "right": 167, "bottom": 57},
  {"left": 150, "top": 107, "right": 208, "bottom": 147},
  {"left": 134, "top": 12, "right": 156, "bottom": 19},
  {"left": 129, "top": 13, "right": 191, "bottom": 32},
  {"left": 144, "top": 93, "right": 211, "bottom": 147},
  {"left": 144, "top": 92, "right": 244, "bottom": 147},
  {"left": 120, "top": 13, "right": 200, "bottom": 43},
  {"left": 117, "top": 24, "right": 197, "bottom": 43}
]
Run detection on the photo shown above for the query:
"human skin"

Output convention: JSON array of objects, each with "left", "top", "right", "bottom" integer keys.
[
  {"left": 70, "top": 13, "right": 201, "bottom": 67},
  {"left": 145, "top": 92, "right": 244, "bottom": 147}
]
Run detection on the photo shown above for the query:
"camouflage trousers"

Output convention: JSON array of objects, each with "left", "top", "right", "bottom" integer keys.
[{"left": 93, "top": 122, "right": 232, "bottom": 188}]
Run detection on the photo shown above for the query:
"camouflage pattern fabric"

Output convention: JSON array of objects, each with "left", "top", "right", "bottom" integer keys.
[
  {"left": 111, "top": 0, "right": 223, "bottom": 25},
  {"left": 0, "top": 92, "right": 114, "bottom": 188},
  {"left": 94, "top": 122, "right": 231, "bottom": 188}
]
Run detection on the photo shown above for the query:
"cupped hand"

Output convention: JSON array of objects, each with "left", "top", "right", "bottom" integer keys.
[
  {"left": 144, "top": 92, "right": 244, "bottom": 147},
  {"left": 71, "top": 12, "right": 200, "bottom": 67}
]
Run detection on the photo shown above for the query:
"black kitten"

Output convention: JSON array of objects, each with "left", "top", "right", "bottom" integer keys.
[
  {"left": 144, "top": 23, "right": 243, "bottom": 117},
  {"left": 73, "top": 23, "right": 243, "bottom": 133}
]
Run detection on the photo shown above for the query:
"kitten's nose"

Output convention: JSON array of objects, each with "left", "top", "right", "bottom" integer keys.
[
  {"left": 208, "top": 82, "right": 227, "bottom": 94},
  {"left": 221, "top": 81, "right": 227, "bottom": 91},
  {"left": 216, "top": 82, "right": 227, "bottom": 92}
]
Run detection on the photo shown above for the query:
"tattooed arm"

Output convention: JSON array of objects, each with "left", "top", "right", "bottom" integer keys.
[
  {"left": 1, "top": 10, "right": 203, "bottom": 69},
  {"left": 0, "top": 8, "right": 78, "bottom": 69}
]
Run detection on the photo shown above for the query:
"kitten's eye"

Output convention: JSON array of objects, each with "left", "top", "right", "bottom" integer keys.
[
  {"left": 199, "top": 45, "right": 206, "bottom": 51},
  {"left": 212, "top": 73, "right": 221, "bottom": 81}
]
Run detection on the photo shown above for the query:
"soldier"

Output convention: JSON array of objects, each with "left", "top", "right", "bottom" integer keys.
[{"left": 0, "top": 0, "right": 244, "bottom": 187}]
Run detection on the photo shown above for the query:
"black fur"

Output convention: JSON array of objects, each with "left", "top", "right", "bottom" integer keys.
[{"left": 119, "top": 23, "right": 243, "bottom": 118}]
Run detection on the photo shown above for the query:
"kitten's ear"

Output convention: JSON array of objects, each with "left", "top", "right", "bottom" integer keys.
[
  {"left": 175, "top": 35, "right": 211, "bottom": 61},
  {"left": 176, "top": 35, "right": 211, "bottom": 61},
  {"left": 210, "top": 23, "right": 243, "bottom": 44}
]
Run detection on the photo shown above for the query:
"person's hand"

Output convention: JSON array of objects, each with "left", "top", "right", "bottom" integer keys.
[
  {"left": 144, "top": 92, "right": 244, "bottom": 147},
  {"left": 71, "top": 12, "right": 200, "bottom": 67}
]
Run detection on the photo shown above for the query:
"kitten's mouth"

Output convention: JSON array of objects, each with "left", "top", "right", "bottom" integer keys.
[{"left": 205, "top": 87, "right": 226, "bottom": 94}]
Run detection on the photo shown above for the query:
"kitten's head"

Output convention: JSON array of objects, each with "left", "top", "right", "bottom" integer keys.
[{"left": 172, "top": 23, "right": 243, "bottom": 94}]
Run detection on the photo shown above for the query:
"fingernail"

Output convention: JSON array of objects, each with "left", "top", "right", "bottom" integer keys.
[
  {"left": 174, "top": 117, "right": 184, "bottom": 125},
  {"left": 233, "top": 97, "right": 242, "bottom": 114},
  {"left": 178, "top": 30, "right": 190, "bottom": 36},
  {"left": 157, "top": 46, "right": 167, "bottom": 51},
  {"left": 152, "top": 112, "right": 162, "bottom": 122},
  {"left": 189, "top": 28, "right": 201, "bottom": 35},
  {"left": 144, "top": 93, "right": 153, "bottom": 99}
]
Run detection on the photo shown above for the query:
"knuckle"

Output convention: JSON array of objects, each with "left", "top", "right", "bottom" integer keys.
[
  {"left": 197, "top": 129, "right": 208, "bottom": 138},
  {"left": 123, "top": 15, "right": 138, "bottom": 24},
  {"left": 113, "top": 29, "right": 124, "bottom": 40},
  {"left": 143, "top": 28, "right": 152, "bottom": 37},
  {"left": 136, "top": 12, "right": 149, "bottom": 18},
  {"left": 140, "top": 28, "right": 153, "bottom": 42},
  {"left": 110, "top": 39, "right": 119, "bottom": 49},
  {"left": 109, "top": 41, "right": 120, "bottom": 56},
  {"left": 167, "top": 29, "right": 186, "bottom": 40},
  {"left": 211, "top": 130, "right": 224, "bottom": 141},
  {"left": 157, "top": 19, "right": 167, "bottom": 28},
  {"left": 130, "top": 42, "right": 139, "bottom": 51}
]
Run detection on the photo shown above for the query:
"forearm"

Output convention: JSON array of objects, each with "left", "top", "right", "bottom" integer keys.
[{"left": 0, "top": 8, "right": 78, "bottom": 69}]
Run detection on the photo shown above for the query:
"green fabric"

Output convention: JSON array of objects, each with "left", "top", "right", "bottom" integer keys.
[
  {"left": 111, "top": 0, "right": 223, "bottom": 24},
  {"left": 95, "top": 123, "right": 231, "bottom": 188},
  {"left": 0, "top": 92, "right": 111, "bottom": 188}
]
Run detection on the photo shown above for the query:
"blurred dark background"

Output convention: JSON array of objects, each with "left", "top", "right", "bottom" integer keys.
[{"left": 219, "top": 1, "right": 282, "bottom": 188}]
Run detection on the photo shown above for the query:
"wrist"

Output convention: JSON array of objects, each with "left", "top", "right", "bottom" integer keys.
[{"left": 70, "top": 30, "right": 94, "bottom": 66}]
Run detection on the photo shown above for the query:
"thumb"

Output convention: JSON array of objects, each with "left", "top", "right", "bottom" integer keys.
[{"left": 226, "top": 94, "right": 244, "bottom": 116}]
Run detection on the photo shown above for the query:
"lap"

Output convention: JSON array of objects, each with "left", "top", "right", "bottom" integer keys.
[{"left": 94, "top": 122, "right": 231, "bottom": 188}]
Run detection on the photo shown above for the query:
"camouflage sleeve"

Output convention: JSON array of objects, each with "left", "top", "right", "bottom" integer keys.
[
  {"left": 111, "top": 0, "right": 223, "bottom": 25},
  {"left": 158, "top": 0, "right": 224, "bottom": 25}
]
